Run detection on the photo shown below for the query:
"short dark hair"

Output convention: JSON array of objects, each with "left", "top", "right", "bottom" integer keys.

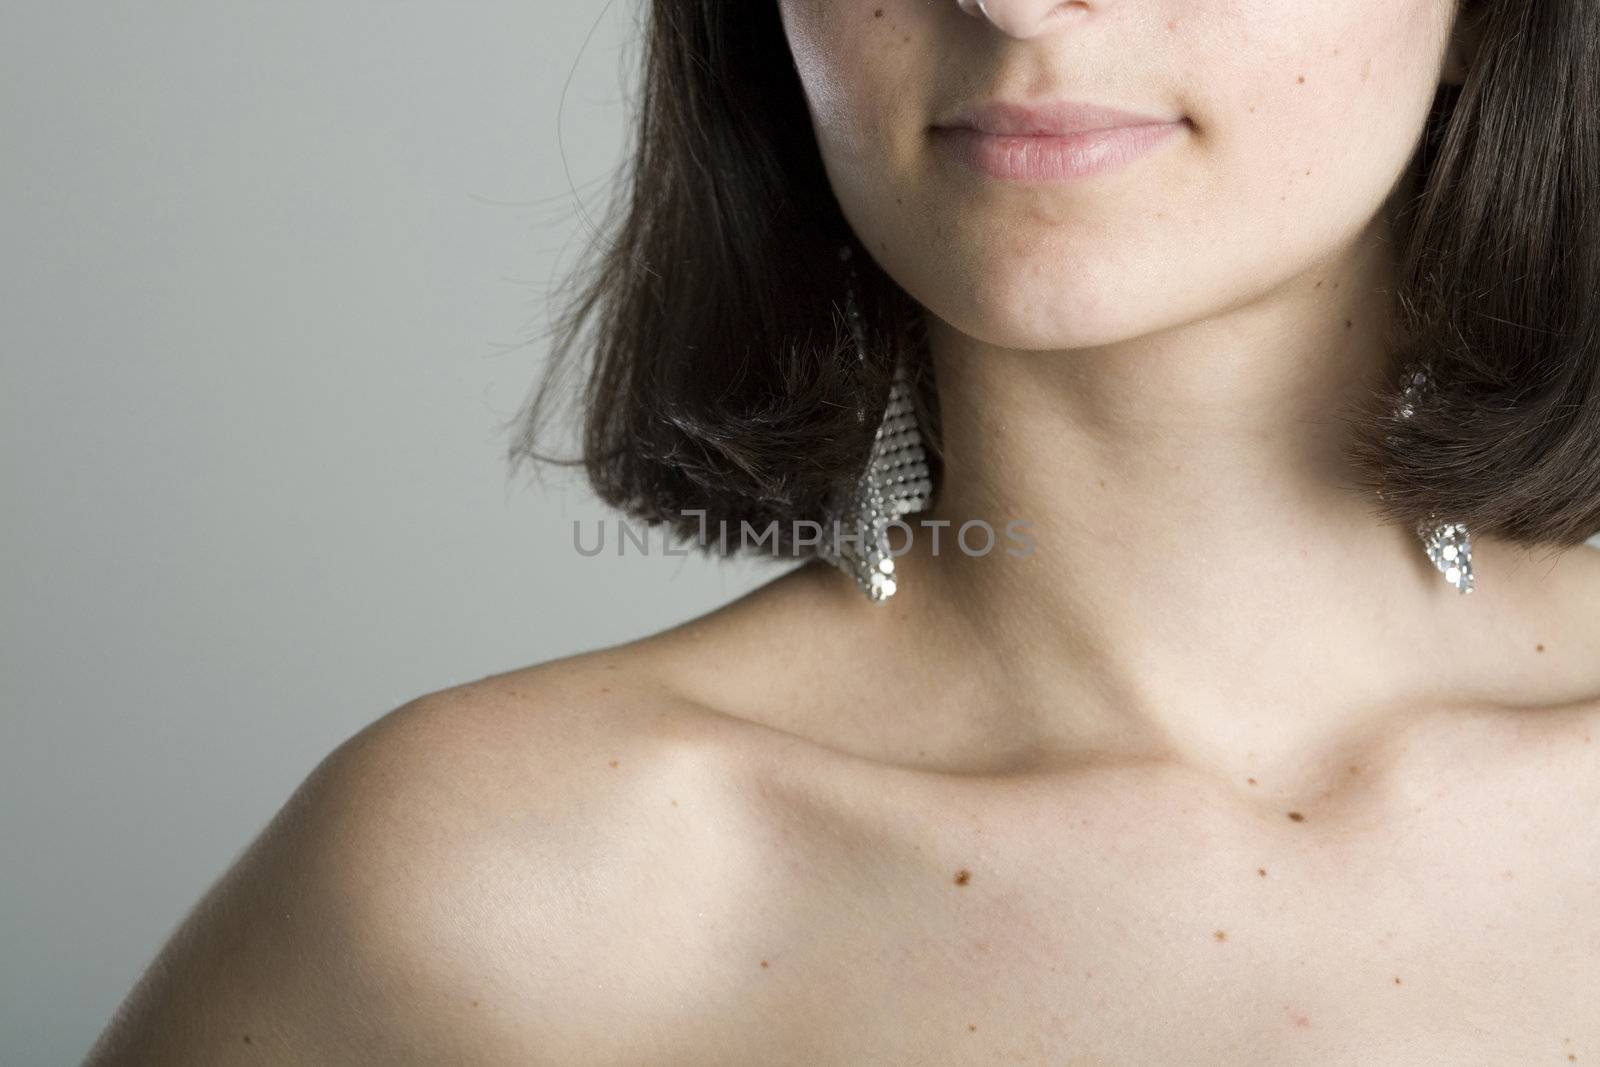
[{"left": 506, "top": 0, "right": 1600, "bottom": 556}]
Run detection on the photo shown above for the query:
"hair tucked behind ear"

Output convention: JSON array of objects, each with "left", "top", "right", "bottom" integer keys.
[
  {"left": 508, "top": 0, "right": 1600, "bottom": 558},
  {"left": 1343, "top": 0, "right": 1600, "bottom": 545}
]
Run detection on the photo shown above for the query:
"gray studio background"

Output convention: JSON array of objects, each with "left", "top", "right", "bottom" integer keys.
[
  {"left": 1, "top": 3, "right": 781, "bottom": 1063},
  {"left": 8, "top": 5, "right": 1600, "bottom": 1066}
]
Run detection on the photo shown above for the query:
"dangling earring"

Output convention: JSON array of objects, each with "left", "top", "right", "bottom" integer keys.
[
  {"left": 1395, "top": 362, "right": 1475, "bottom": 594},
  {"left": 818, "top": 243, "right": 933, "bottom": 603}
]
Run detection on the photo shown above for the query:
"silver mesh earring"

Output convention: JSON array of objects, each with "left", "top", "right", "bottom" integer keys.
[
  {"left": 817, "top": 244, "right": 933, "bottom": 603},
  {"left": 817, "top": 250, "right": 1472, "bottom": 599},
  {"left": 1395, "top": 362, "right": 1475, "bottom": 594}
]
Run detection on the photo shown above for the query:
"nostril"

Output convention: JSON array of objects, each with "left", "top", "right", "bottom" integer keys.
[{"left": 958, "top": 0, "right": 1093, "bottom": 36}]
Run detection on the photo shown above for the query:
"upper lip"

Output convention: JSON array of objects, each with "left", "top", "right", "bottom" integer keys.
[{"left": 932, "top": 99, "right": 1182, "bottom": 136}]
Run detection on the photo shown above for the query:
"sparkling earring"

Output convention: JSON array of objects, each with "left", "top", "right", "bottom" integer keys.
[
  {"left": 817, "top": 244, "right": 933, "bottom": 603},
  {"left": 1395, "top": 362, "right": 1475, "bottom": 594}
]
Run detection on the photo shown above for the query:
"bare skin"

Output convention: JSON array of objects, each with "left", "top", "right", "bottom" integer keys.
[
  {"left": 83, "top": 545, "right": 1600, "bottom": 1065},
  {"left": 83, "top": 0, "right": 1600, "bottom": 1063}
]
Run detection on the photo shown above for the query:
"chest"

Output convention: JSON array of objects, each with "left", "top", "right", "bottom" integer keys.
[{"left": 693, "top": 758, "right": 1600, "bottom": 1065}]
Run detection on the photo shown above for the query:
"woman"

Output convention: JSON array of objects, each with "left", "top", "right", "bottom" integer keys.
[{"left": 87, "top": 0, "right": 1600, "bottom": 1063}]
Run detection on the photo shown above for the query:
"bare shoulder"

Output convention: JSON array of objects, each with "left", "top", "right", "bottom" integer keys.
[{"left": 83, "top": 639, "right": 786, "bottom": 1066}]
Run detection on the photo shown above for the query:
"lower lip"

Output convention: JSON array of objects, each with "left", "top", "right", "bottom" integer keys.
[{"left": 930, "top": 121, "right": 1187, "bottom": 183}]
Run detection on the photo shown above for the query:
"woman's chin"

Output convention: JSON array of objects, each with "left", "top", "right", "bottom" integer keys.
[{"left": 928, "top": 294, "right": 1166, "bottom": 353}]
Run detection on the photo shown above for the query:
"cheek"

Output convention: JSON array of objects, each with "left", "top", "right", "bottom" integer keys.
[
  {"left": 779, "top": 1, "right": 932, "bottom": 211},
  {"left": 780, "top": 0, "right": 1456, "bottom": 349},
  {"left": 1194, "top": 3, "right": 1451, "bottom": 235}
]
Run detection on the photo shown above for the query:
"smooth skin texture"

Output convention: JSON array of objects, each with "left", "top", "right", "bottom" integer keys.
[{"left": 86, "top": 1, "right": 1600, "bottom": 1063}]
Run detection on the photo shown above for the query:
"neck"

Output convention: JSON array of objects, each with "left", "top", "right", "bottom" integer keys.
[{"left": 880, "top": 218, "right": 1555, "bottom": 782}]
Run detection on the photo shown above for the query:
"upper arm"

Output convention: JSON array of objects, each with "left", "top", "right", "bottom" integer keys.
[{"left": 80, "top": 691, "right": 566, "bottom": 1066}]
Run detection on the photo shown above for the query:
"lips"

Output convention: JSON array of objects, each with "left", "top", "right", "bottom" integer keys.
[
  {"left": 928, "top": 99, "right": 1188, "bottom": 182},
  {"left": 932, "top": 99, "right": 1182, "bottom": 137}
]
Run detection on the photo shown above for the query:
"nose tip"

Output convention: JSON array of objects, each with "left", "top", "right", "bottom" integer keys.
[{"left": 958, "top": 0, "right": 1089, "bottom": 39}]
